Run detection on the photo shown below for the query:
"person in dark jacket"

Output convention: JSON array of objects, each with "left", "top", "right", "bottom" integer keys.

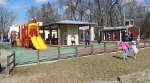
[
  {"left": 128, "top": 32, "right": 133, "bottom": 42},
  {"left": 84, "top": 32, "right": 90, "bottom": 46}
]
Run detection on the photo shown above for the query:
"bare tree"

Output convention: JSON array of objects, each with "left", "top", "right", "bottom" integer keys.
[
  {"left": 122, "top": 0, "right": 148, "bottom": 38},
  {"left": 41, "top": 2, "right": 59, "bottom": 24},
  {"left": 26, "top": 6, "right": 41, "bottom": 21},
  {"left": 86, "top": 0, "right": 123, "bottom": 26},
  {"left": 0, "top": 6, "right": 16, "bottom": 40},
  {"left": 57, "top": 0, "right": 148, "bottom": 28},
  {"left": 58, "top": 0, "right": 81, "bottom": 20},
  {"left": 140, "top": 12, "right": 150, "bottom": 39},
  {"left": 27, "top": 2, "right": 60, "bottom": 24}
]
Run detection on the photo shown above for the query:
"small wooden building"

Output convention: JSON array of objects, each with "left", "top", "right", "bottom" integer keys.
[
  {"left": 41, "top": 20, "right": 96, "bottom": 45},
  {"left": 98, "top": 25, "right": 140, "bottom": 41}
]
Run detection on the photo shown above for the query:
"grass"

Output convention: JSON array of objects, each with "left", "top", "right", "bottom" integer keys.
[
  {"left": 3, "top": 43, "right": 114, "bottom": 66},
  {"left": 2, "top": 42, "right": 115, "bottom": 57},
  {"left": 10, "top": 48, "right": 150, "bottom": 83}
]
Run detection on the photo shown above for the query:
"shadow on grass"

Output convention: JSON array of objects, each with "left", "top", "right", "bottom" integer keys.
[
  {"left": 112, "top": 56, "right": 123, "bottom": 60},
  {"left": 113, "top": 55, "right": 134, "bottom": 60}
]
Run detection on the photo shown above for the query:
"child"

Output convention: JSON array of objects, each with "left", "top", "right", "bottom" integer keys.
[
  {"left": 71, "top": 34, "right": 76, "bottom": 46},
  {"left": 131, "top": 41, "right": 139, "bottom": 59},
  {"left": 121, "top": 39, "right": 128, "bottom": 60}
]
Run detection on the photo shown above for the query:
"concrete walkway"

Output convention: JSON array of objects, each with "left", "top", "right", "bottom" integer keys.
[{"left": 88, "top": 69, "right": 150, "bottom": 83}]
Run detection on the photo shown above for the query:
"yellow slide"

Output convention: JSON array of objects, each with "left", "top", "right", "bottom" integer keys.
[{"left": 30, "top": 35, "right": 47, "bottom": 50}]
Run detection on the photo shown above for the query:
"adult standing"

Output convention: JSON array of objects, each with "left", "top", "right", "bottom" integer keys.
[
  {"left": 128, "top": 32, "right": 133, "bottom": 42},
  {"left": 84, "top": 32, "right": 90, "bottom": 46},
  {"left": 122, "top": 32, "right": 128, "bottom": 42}
]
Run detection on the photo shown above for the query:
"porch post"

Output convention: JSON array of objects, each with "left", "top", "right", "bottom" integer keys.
[
  {"left": 57, "top": 25, "right": 61, "bottom": 45},
  {"left": 89, "top": 25, "right": 91, "bottom": 41},
  {"left": 120, "top": 30, "right": 122, "bottom": 41},
  {"left": 104, "top": 32, "right": 106, "bottom": 41},
  {"left": 49, "top": 25, "right": 52, "bottom": 44},
  {"left": 78, "top": 25, "right": 80, "bottom": 45},
  {"left": 42, "top": 26, "right": 45, "bottom": 40}
]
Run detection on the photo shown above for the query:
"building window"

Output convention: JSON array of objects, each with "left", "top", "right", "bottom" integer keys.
[{"left": 125, "top": 21, "right": 129, "bottom": 26}]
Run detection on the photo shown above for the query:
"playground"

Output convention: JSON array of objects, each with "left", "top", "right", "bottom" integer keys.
[
  {"left": 1, "top": 0, "right": 150, "bottom": 82},
  {"left": 0, "top": 17, "right": 150, "bottom": 83},
  {"left": 0, "top": 18, "right": 144, "bottom": 66},
  {"left": 1, "top": 19, "right": 150, "bottom": 82}
]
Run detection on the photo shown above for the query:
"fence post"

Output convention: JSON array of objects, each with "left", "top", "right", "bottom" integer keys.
[
  {"left": 13, "top": 51, "right": 16, "bottom": 67},
  {"left": 0, "top": 48, "right": 1, "bottom": 70},
  {"left": 115, "top": 42, "right": 118, "bottom": 51},
  {"left": 136, "top": 40, "right": 139, "bottom": 49},
  {"left": 7, "top": 56, "right": 10, "bottom": 75},
  {"left": 58, "top": 46, "right": 60, "bottom": 59},
  {"left": 37, "top": 50, "right": 40, "bottom": 63},
  {"left": 91, "top": 44, "right": 94, "bottom": 55},
  {"left": 75, "top": 46, "right": 78, "bottom": 57},
  {"left": 104, "top": 42, "right": 106, "bottom": 52},
  {"left": 144, "top": 40, "right": 145, "bottom": 47}
]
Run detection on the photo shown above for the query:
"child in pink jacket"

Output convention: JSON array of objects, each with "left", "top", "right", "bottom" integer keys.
[{"left": 121, "top": 40, "right": 128, "bottom": 60}]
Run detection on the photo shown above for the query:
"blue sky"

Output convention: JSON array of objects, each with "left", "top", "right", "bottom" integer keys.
[
  {"left": 0, "top": 0, "right": 149, "bottom": 24},
  {"left": 0, "top": 0, "right": 58, "bottom": 24}
]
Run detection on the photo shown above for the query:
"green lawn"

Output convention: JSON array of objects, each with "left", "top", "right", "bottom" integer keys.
[{"left": 12, "top": 48, "right": 150, "bottom": 83}]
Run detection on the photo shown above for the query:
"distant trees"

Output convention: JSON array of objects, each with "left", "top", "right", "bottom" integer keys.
[
  {"left": 26, "top": 0, "right": 149, "bottom": 27},
  {"left": 141, "top": 12, "right": 150, "bottom": 39},
  {"left": 27, "top": 2, "right": 60, "bottom": 24},
  {"left": 27, "top": 0, "right": 145, "bottom": 27},
  {"left": 0, "top": 6, "right": 16, "bottom": 40},
  {"left": 58, "top": 0, "right": 124, "bottom": 26},
  {"left": 27, "top": 6, "right": 41, "bottom": 21},
  {"left": 58, "top": 0, "right": 79, "bottom": 20},
  {"left": 123, "top": 0, "right": 150, "bottom": 39},
  {"left": 92, "top": 0, "right": 123, "bottom": 26},
  {"left": 26, "top": 0, "right": 150, "bottom": 39},
  {"left": 40, "top": 2, "right": 60, "bottom": 24}
]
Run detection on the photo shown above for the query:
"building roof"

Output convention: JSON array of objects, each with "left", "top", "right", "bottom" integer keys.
[
  {"left": 104, "top": 26, "right": 127, "bottom": 30},
  {"left": 55, "top": 20, "right": 96, "bottom": 25},
  {"left": 101, "top": 25, "right": 134, "bottom": 31},
  {"left": 42, "top": 20, "right": 97, "bottom": 27},
  {"left": 79, "top": 26, "right": 90, "bottom": 30}
]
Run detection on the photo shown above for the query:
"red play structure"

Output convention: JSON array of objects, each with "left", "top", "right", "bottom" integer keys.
[{"left": 20, "top": 18, "right": 47, "bottom": 49}]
